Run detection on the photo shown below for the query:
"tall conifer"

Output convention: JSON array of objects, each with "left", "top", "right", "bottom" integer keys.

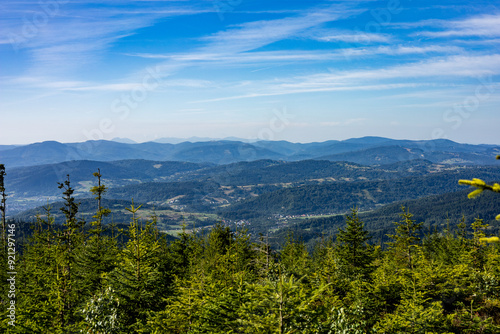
[
  {"left": 107, "top": 201, "right": 163, "bottom": 331},
  {"left": 335, "top": 208, "right": 374, "bottom": 277}
]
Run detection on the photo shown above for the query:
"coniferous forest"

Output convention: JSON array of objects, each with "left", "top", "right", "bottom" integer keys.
[{"left": 1, "top": 157, "right": 500, "bottom": 333}]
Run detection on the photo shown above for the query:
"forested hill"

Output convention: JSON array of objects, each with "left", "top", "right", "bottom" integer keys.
[
  {"left": 6, "top": 160, "right": 211, "bottom": 197},
  {"left": 6, "top": 156, "right": 499, "bottom": 214},
  {"left": 220, "top": 167, "right": 500, "bottom": 219},
  {"left": 271, "top": 189, "right": 500, "bottom": 247},
  {"left": 4, "top": 158, "right": 455, "bottom": 198}
]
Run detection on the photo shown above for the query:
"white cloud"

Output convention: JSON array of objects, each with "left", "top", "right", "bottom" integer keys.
[
  {"left": 416, "top": 14, "right": 500, "bottom": 38},
  {"left": 296, "top": 54, "right": 500, "bottom": 84},
  {"left": 56, "top": 79, "right": 213, "bottom": 91},
  {"left": 197, "top": 4, "right": 356, "bottom": 54},
  {"left": 308, "top": 29, "right": 391, "bottom": 44},
  {"left": 191, "top": 54, "right": 500, "bottom": 102},
  {"left": 0, "top": 1, "right": 214, "bottom": 74},
  {"left": 341, "top": 45, "right": 463, "bottom": 57},
  {"left": 192, "top": 83, "right": 426, "bottom": 103},
  {"left": 125, "top": 43, "right": 462, "bottom": 68}
]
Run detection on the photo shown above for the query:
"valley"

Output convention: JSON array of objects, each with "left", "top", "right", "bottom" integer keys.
[{"left": 4, "top": 137, "right": 499, "bottom": 247}]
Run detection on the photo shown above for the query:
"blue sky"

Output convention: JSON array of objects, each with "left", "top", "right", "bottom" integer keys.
[{"left": 1, "top": 0, "right": 499, "bottom": 145}]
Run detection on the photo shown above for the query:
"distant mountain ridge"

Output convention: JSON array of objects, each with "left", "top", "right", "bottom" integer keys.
[{"left": 0, "top": 137, "right": 498, "bottom": 168}]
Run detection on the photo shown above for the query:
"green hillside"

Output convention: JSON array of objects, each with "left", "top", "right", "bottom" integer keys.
[
  {"left": 271, "top": 189, "right": 500, "bottom": 247},
  {"left": 220, "top": 167, "right": 500, "bottom": 219}
]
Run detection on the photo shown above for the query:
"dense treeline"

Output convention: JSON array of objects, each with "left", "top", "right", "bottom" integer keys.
[{"left": 2, "top": 168, "right": 500, "bottom": 333}]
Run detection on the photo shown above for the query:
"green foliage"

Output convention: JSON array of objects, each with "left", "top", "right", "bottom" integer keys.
[
  {"left": 89, "top": 168, "right": 112, "bottom": 237},
  {"left": 387, "top": 206, "right": 424, "bottom": 269},
  {"left": 75, "top": 170, "right": 118, "bottom": 297},
  {"left": 280, "top": 233, "right": 311, "bottom": 278},
  {"left": 375, "top": 290, "right": 451, "bottom": 333},
  {"left": 335, "top": 208, "right": 374, "bottom": 278},
  {"left": 107, "top": 201, "right": 164, "bottom": 331}
]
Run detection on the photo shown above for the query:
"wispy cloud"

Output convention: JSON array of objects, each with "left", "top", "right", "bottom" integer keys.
[
  {"left": 298, "top": 54, "right": 500, "bottom": 83},
  {"left": 192, "top": 83, "right": 427, "bottom": 103},
  {"left": 1, "top": 1, "right": 367, "bottom": 89},
  {"left": 306, "top": 29, "right": 391, "bottom": 44},
  {"left": 125, "top": 44, "right": 462, "bottom": 67},
  {"left": 197, "top": 3, "right": 358, "bottom": 54},
  {"left": 40, "top": 79, "right": 213, "bottom": 91},
  {"left": 341, "top": 45, "right": 464, "bottom": 57},
  {"left": 415, "top": 14, "right": 500, "bottom": 38},
  {"left": 1, "top": 1, "right": 213, "bottom": 74},
  {"left": 192, "top": 54, "right": 500, "bottom": 102}
]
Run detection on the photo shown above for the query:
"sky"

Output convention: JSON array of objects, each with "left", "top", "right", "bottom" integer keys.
[{"left": 0, "top": 0, "right": 499, "bottom": 145}]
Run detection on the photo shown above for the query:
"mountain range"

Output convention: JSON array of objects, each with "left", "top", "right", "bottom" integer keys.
[
  {"left": 1, "top": 137, "right": 499, "bottom": 168},
  {"left": 3, "top": 136, "right": 499, "bottom": 240}
]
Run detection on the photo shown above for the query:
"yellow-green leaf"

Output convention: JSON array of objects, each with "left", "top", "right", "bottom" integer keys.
[
  {"left": 479, "top": 236, "right": 500, "bottom": 243},
  {"left": 472, "top": 178, "right": 486, "bottom": 186},
  {"left": 468, "top": 189, "right": 483, "bottom": 198},
  {"left": 458, "top": 179, "right": 473, "bottom": 186}
]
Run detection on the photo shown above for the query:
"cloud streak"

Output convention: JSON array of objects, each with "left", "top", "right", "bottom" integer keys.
[
  {"left": 1, "top": 1, "right": 214, "bottom": 74},
  {"left": 196, "top": 3, "right": 359, "bottom": 54},
  {"left": 413, "top": 14, "right": 500, "bottom": 38},
  {"left": 192, "top": 54, "right": 500, "bottom": 102}
]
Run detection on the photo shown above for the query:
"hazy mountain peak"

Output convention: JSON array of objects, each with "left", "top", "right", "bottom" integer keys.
[{"left": 111, "top": 137, "right": 137, "bottom": 144}]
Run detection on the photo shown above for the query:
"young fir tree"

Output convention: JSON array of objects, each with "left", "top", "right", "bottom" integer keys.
[
  {"left": 7, "top": 178, "right": 84, "bottom": 332},
  {"left": 15, "top": 206, "right": 63, "bottom": 331},
  {"left": 199, "top": 223, "right": 255, "bottom": 286},
  {"left": 279, "top": 232, "right": 310, "bottom": 279},
  {"left": 107, "top": 201, "right": 163, "bottom": 331},
  {"left": 75, "top": 169, "right": 117, "bottom": 298},
  {"left": 54, "top": 174, "right": 86, "bottom": 330},
  {"left": 335, "top": 208, "right": 374, "bottom": 278},
  {"left": 58, "top": 174, "right": 86, "bottom": 250},
  {"left": 89, "top": 168, "right": 110, "bottom": 237},
  {"left": 387, "top": 206, "right": 423, "bottom": 270}
]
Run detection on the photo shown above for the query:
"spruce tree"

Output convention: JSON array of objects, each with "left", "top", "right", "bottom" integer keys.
[
  {"left": 15, "top": 205, "right": 67, "bottom": 331},
  {"left": 54, "top": 174, "right": 86, "bottom": 330},
  {"left": 89, "top": 169, "right": 111, "bottom": 238},
  {"left": 107, "top": 201, "right": 163, "bottom": 331},
  {"left": 280, "top": 232, "right": 310, "bottom": 279},
  {"left": 386, "top": 206, "right": 423, "bottom": 270},
  {"left": 335, "top": 208, "right": 374, "bottom": 278},
  {"left": 75, "top": 170, "right": 117, "bottom": 299}
]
